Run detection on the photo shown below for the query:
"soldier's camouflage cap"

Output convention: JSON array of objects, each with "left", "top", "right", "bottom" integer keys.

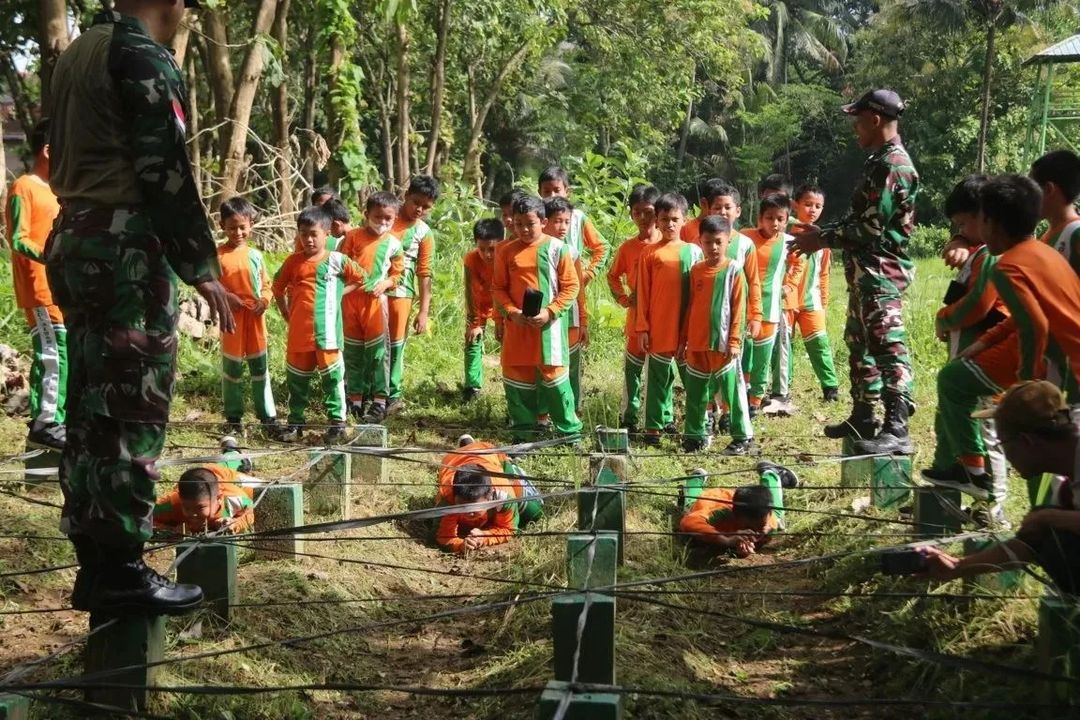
[{"left": 841, "top": 89, "right": 905, "bottom": 119}]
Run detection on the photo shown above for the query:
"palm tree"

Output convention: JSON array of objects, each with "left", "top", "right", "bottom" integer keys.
[
  {"left": 755, "top": 0, "right": 854, "bottom": 86},
  {"left": 897, "top": 0, "right": 1042, "bottom": 172}
]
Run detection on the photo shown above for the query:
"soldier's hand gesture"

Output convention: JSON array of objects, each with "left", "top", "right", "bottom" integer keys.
[
  {"left": 195, "top": 279, "right": 237, "bottom": 334},
  {"left": 788, "top": 224, "right": 825, "bottom": 256}
]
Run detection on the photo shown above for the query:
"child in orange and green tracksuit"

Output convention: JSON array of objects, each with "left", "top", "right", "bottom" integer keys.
[
  {"left": 772, "top": 185, "right": 839, "bottom": 404},
  {"left": 679, "top": 216, "right": 746, "bottom": 452},
  {"left": 635, "top": 193, "right": 703, "bottom": 445},
  {"left": 492, "top": 195, "right": 582, "bottom": 440},
  {"left": 921, "top": 176, "right": 1013, "bottom": 519},
  {"left": 272, "top": 205, "right": 367, "bottom": 443},
  {"left": 154, "top": 464, "right": 255, "bottom": 536},
  {"left": 743, "top": 194, "right": 804, "bottom": 413},
  {"left": 5, "top": 119, "right": 66, "bottom": 451},
  {"left": 607, "top": 184, "right": 660, "bottom": 431},
  {"left": 463, "top": 219, "right": 505, "bottom": 400},
  {"left": 435, "top": 440, "right": 543, "bottom": 553},
  {"left": 216, "top": 197, "right": 278, "bottom": 433},
  {"left": 541, "top": 195, "right": 588, "bottom": 411},
  {"left": 679, "top": 481, "right": 780, "bottom": 556},
  {"left": 539, "top": 166, "right": 609, "bottom": 412},
  {"left": 1032, "top": 150, "right": 1080, "bottom": 276},
  {"left": 339, "top": 192, "right": 405, "bottom": 423},
  {"left": 387, "top": 176, "right": 439, "bottom": 414}
]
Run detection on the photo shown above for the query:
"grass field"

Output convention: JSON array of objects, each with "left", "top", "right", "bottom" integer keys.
[{"left": 0, "top": 234, "right": 1053, "bottom": 719}]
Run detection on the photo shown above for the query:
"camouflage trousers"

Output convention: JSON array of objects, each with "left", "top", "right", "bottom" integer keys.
[
  {"left": 843, "top": 272, "right": 913, "bottom": 407},
  {"left": 45, "top": 207, "right": 178, "bottom": 548}
]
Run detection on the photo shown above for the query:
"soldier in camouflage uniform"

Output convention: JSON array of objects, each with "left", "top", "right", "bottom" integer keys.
[
  {"left": 46, "top": 0, "right": 235, "bottom": 615},
  {"left": 789, "top": 89, "right": 919, "bottom": 455}
]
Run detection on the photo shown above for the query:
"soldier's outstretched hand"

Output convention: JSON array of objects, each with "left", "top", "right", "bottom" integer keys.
[
  {"left": 788, "top": 224, "right": 824, "bottom": 256},
  {"left": 195, "top": 279, "right": 237, "bottom": 334}
]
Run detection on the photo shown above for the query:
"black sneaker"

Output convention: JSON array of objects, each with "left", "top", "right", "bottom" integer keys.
[
  {"left": 364, "top": 401, "right": 387, "bottom": 423},
  {"left": 26, "top": 421, "right": 66, "bottom": 451},
  {"left": 757, "top": 460, "right": 800, "bottom": 488},
  {"left": 682, "top": 436, "right": 710, "bottom": 453},
  {"left": 722, "top": 439, "right": 754, "bottom": 456},
  {"left": 260, "top": 418, "right": 283, "bottom": 440},
  {"left": 748, "top": 405, "right": 760, "bottom": 420},
  {"left": 822, "top": 387, "right": 840, "bottom": 403},
  {"left": 662, "top": 422, "right": 679, "bottom": 435},
  {"left": 715, "top": 413, "right": 731, "bottom": 435},
  {"left": 920, "top": 465, "right": 991, "bottom": 501},
  {"left": 223, "top": 417, "right": 242, "bottom": 435},
  {"left": 462, "top": 387, "right": 480, "bottom": 402},
  {"left": 619, "top": 417, "right": 638, "bottom": 434},
  {"left": 349, "top": 401, "right": 366, "bottom": 422},
  {"left": 641, "top": 432, "right": 662, "bottom": 447},
  {"left": 90, "top": 548, "right": 203, "bottom": 616},
  {"left": 280, "top": 425, "right": 303, "bottom": 443},
  {"left": 704, "top": 411, "right": 715, "bottom": 435},
  {"left": 324, "top": 423, "right": 349, "bottom": 444},
  {"left": 385, "top": 398, "right": 406, "bottom": 416}
]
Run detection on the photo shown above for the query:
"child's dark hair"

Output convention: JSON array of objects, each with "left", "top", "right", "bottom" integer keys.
[
  {"left": 701, "top": 178, "right": 739, "bottom": 205},
  {"left": 297, "top": 204, "right": 333, "bottom": 231},
  {"left": 311, "top": 186, "right": 338, "bottom": 204},
  {"left": 759, "top": 174, "right": 792, "bottom": 197},
  {"left": 731, "top": 485, "right": 773, "bottom": 521},
  {"left": 29, "top": 118, "right": 50, "bottom": 156},
  {"left": 944, "top": 175, "right": 988, "bottom": 218},
  {"left": 513, "top": 195, "right": 547, "bottom": 220},
  {"left": 219, "top": 196, "right": 257, "bottom": 223},
  {"left": 978, "top": 174, "right": 1042, "bottom": 240},
  {"left": 1030, "top": 150, "right": 1080, "bottom": 204},
  {"left": 453, "top": 465, "right": 492, "bottom": 503},
  {"left": 499, "top": 188, "right": 528, "bottom": 208},
  {"left": 759, "top": 193, "right": 791, "bottom": 216},
  {"left": 366, "top": 191, "right": 401, "bottom": 213},
  {"left": 321, "top": 197, "right": 350, "bottom": 225},
  {"left": 544, "top": 196, "right": 573, "bottom": 218},
  {"left": 699, "top": 215, "right": 732, "bottom": 236},
  {"left": 406, "top": 175, "right": 441, "bottom": 201},
  {"left": 177, "top": 467, "right": 219, "bottom": 502},
  {"left": 538, "top": 165, "right": 570, "bottom": 189},
  {"left": 473, "top": 218, "right": 504, "bottom": 242},
  {"left": 654, "top": 192, "right": 689, "bottom": 215},
  {"left": 793, "top": 183, "right": 824, "bottom": 202},
  {"left": 628, "top": 184, "right": 660, "bottom": 208}
]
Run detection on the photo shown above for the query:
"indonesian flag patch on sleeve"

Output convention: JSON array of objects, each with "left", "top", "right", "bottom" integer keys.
[{"left": 171, "top": 96, "right": 187, "bottom": 136}]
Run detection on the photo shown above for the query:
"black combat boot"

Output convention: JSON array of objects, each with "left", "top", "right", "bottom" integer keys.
[
  {"left": 853, "top": 397, "right": 913, "bottom": 455},
  {"left": 89, "top": 544, "right": 203, "bottom": 616},
  {"left": 69, "top": 535, "right": 100, "bottom": 612},
  {"left": 823, "top": 401, "right": 879, "bottom": 440}
]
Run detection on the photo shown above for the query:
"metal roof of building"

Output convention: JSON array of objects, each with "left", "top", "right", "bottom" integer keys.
[{"left": 1025, "top": 34, "right": 1080, "bottom": 66}]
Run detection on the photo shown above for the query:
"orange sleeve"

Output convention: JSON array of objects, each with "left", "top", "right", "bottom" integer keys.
[
  {"left": 819, "top": 248, "right": 831, "bottom": 308},
  {"left": 977, "top": 316, "right": 1015, "bottom": 348},
  {"left": 436, "top": 512, "right": 465, "bottom": 553},
  {"left": 743, "top": 245, "right": 763, "bottom": 323},
  {"left": 782, "top": 251, "right": 805, "bottom": 307},
  {"left": 152, "top": 490, "right": 185, "bottom": 532},
  {"left": 580, "top": 219, "right": 608, "bottom": 285},
  {"left": 936, "top": 251, "right": 1001, "bottom": 334},
  {"left": 6, "top": 181, "right": 42, "bottom": 260},
  {"left": 678, "top": 507, "right": 728, "bottom": 545},
  {"left": 415, "top": 234, "right": 433, "bottom": 278},
  {"left": 547, "top": 245, "right": 580, "bottom": 316},
  {"left": 474, "top": 506, "right": 515, "bottom": 547},
  {"left": 728, "top": 272, "right": 746, "bottom": 357},
  {"left": 635, "top": 250, "right": 653, "bottom": 333},
  {"left": 492, "top": 243, "right": 517, "bottom": 316},
  {"left": 993, "top": 264, "right": 1048, "bottom": 380},
  {"left": 607, "top": 244, "right": 631, "bottom": 308},
  {"left": 272, "top": 256, "right": 295, "bottom": 300},
  {"left": 465, "top": 257, "right": 491, "bottom": 329}
]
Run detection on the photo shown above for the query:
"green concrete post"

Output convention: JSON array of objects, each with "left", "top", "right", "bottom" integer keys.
[
  {"left": 552, "top": 593, "right": 616, "bottom": 685},
  {"left": 249, "top": 483, "right": 304, "bottom": 562},
  {"left": 580, "top": 456, "right": 626, "bottom": 564},
  {"left": 840, "top": 436, "right": 865, "bottom": 487},
  {"left": 85, "top": 613, "right": 165, "bottom": 712},
  {"left": 350, "top": 424, "right": 388, "bottom": 485},
  {"left": 594, "top": 427, "right": 629, "bottom": 454},
  {"left": 307, "top": 451, "right": 351, "bottom": 518},
  {"left": 0, "top": 695, "right": 29, "bottom": 720},
  {"left": 22, "top": 448, "right": 59, "bottom": 489},
  {"left": 567, "top": 532, "right": 618, "bottom": 590},
  {"left": 537, "top": 681, "right": 623, "bottom": 719},
  {"left": 870, "top": 457, "right": 913, "bottom": 510},
  {"left": 913, "top": 485, "right": 964, "bottom": 537},
  {"left": 1037, "top": 593, "right": 1080, "bottom": 708},
  {"left": 175, "top": 542, "right": 237, "bottom": 622}
]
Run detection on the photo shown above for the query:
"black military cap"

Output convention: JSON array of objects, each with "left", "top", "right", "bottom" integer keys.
[
  {"left": 841, "top": 89, "right": 905, "bottom": 119},
  {"left": 185, "top": 0, "right": 201, "bottom": 7}
]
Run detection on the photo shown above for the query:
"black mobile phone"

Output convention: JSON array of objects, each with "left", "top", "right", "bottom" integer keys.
[
  {"left": 942, "top": 280, "right": 967, "bottom": 305},
  {"left": 522, "top": 287, "right": 544, "bottom": 317},
  {"left": 880, "top": 549, "right": 928, "bottom": 576}
]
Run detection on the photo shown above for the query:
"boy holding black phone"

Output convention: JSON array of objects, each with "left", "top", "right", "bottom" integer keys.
[{"left": 492, "top": 195, "right": 583, "bottom": 440}]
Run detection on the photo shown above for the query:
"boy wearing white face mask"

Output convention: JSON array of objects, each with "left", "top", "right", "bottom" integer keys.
[{"left": 338, "top": 192, "right": 405, "bottom": 422}]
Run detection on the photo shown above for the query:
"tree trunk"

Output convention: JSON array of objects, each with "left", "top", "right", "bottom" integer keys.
[
  {"left": 202, "top": 8, "right": 236, "bottom": 161},
  {"left": 173, "top": 15, "right": 192, "bottom": 68},
  {"left": 218, "top": 0, "right": 279, "bottom": 203},
  {"left": 394, "top": 19, "right": 411, "bottom": 189},
  {"left": 975, "top": 21, "right": 996, "bottom": 173},
  {"left": 381, "top": 89, "right": 395, "bottom": 190},
  {"left": 674, "top": 96, "right": 693, "bottom": 183},
  {"left": 0, "top": 108, "right": 6, "bottom": 246},
  {"left": 186, "top": 54, "right": 202, "bottom": 198},
  {"left": 1, "top": 55, "right": 36, "bottom": 137},
  {"left": 38, "top": 0, "right": 70, "bottom": 113},
  {"left": 271, "top": 0, "right": 294, "bottom": 217},
  {"left": 423, "top": 0, "right": 451, "bottom": 175},
  {"left": 462, "top": 40, "right": 531, "bottom": 196},
  {"left": 300, "top": 39, "right": 317, "bottom": 188}
]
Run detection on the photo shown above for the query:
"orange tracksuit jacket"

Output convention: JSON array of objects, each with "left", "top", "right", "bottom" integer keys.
[
  {"left": 682, "top": 219, "right": 763, "bottom": 326},
  {"left": 679, "top": 487, "right": 778, "bottom": 541},
  {"left": 634, "top": 238, "right": 701, "bottom": 356},
  {"left": 682, "top": 259, "right": 746, "bottom": 373},
  {"left": 436, "top": 441, "right": 521, "bottom": 553},
  {"left": 338, "top": 227, "right": 405, "bottom": 342},
  {"left": 742, "top": 228, "right": 804, "bottom": 325},
  {"left": 464, "top": 248, "right": 498, "bottom": 332},
  {"left": 153, "top": 465, "right": 255, "bottom": 535},
  {"left": 217, "top": 243, "right": 273, "bottom": 360},
  {"left": 492, "top": 236, "right": 579, "bottom": 368},
  {"left": 271, "top": 250, "right": 367, "bottom": 353},
  {"left": 607, "top": 234, "right": 656, "bottom": 352},
  {"left": 6, "top": 174, "right": 62, "bottom": 323}
]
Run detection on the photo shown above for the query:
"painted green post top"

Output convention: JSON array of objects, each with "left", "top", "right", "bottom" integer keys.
[
  {"left": 0, "top": 694, "right": 30, "bottom": 720},
  {"left": 567, "top": 532, "right": 618, "bottom": 589},
  {"left": 913, "top": 485, "right": 964, "bottom": 538},
  {"left": 85, "top": 613, "right": 165, "bottom": 712},
  {"left": 552, "top": 593, "right": 616, "bottom": 685},
  {"left": 307, "top": 450, "right": 351, "bottom": 518},
  {"left": 577, "top": 486, "right": 625, "bottom": 564},
  {"left": 23, "top": 448, "right": 59, "bottom": 488},
  {"left": 870, "top": 457, "right": 913, "bottom": 510},
  {"left": 175, "top": 541, "right": 238, "bottom": 622},
  {"left": 248, "top": 482, "right": 304, "bottom": 561},
  {"left": 537, "top": 681, "right": 623, "bottom": 719},
  {"left": 595, "top": 426, "right": 629, "bottom": 454},
  {"left": 350, "top": 424, "right": 388, "bottom": 484}
]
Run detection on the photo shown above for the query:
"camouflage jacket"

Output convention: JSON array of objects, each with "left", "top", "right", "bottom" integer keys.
[
  {"left": 48, "top": 11, "right": 218, "bottom": 286},
  {"left": 820, "top": 138, "right": 918, "bottom": 293}
]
